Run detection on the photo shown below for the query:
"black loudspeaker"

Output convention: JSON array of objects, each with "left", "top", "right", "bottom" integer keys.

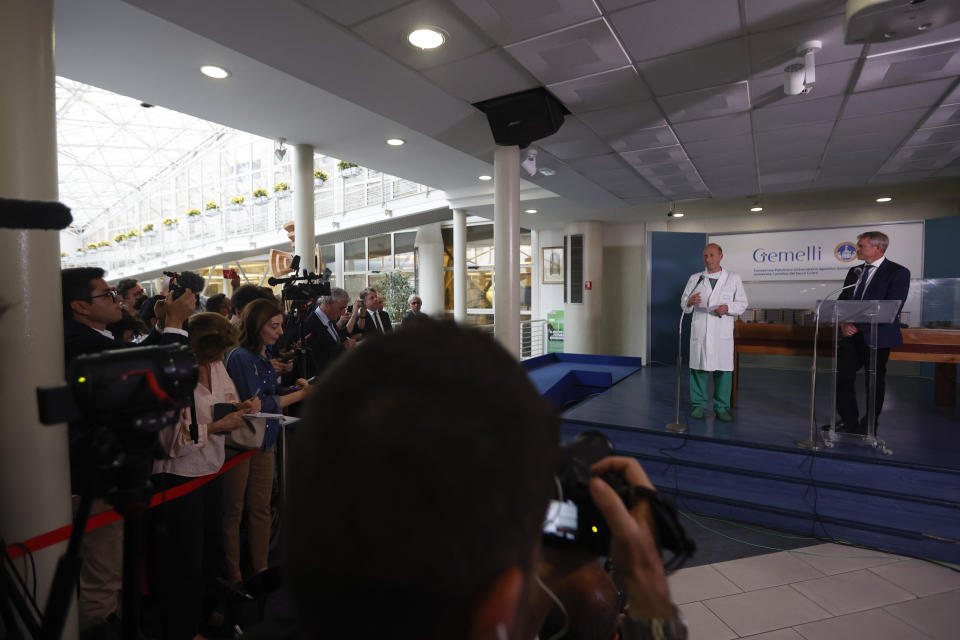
[{"left": 473, "top": 87, "right": 570, "bottom": 148}]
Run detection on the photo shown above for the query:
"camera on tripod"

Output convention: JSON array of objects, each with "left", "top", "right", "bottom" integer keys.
[
  {"left": 37, "top": 343, "right": 197, "bottom": 431},
  {"left": 267, "top": 255, "right": 332, "bottom": 301}
]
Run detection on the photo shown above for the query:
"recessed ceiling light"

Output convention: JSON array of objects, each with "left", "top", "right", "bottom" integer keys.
[
  {"left": 386, "top": 138, "right": 405, "bottom": 146},
  {"left": 407, "top": 28, "right": 445, "bottom": 50},
  {"left": 478, "top": 175, "right": 492, "bottom": 181},
  {"left": 538, "top": 168, "right": 556, "bottom": 177},
  {"left": 667, "top": 211, "right": 684, "bottom": 218},
  {"left": 750, "top": 206, "right": 764, "bottom": 212},
  {"left": 200, "top": 65, "right": 230, "bottom": 79},
  {"left": 524, "top": 209, "right": 537, "bottom": 214},
  {"left": 876, "top": 196, "right": 892, "bottom": 203}
]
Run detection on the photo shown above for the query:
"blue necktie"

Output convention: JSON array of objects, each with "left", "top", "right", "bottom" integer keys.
[{"left": 853, "top": 264, "right": 873, "bottom": 300}]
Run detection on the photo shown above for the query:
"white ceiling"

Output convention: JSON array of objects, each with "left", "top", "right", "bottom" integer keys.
[{"left": 53, "top": 0, "right": 960, "bottom": 228}]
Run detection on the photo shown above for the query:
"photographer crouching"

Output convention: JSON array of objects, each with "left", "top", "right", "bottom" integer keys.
[{"left": 282, "top": 320, "right": 685, "bottom": 640}]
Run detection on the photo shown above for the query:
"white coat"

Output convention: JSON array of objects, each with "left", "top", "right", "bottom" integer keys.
[{"left": 679, "top": 268, "right": 748, "bottom": 372}]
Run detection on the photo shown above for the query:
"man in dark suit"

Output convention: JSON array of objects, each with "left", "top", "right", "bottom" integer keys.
[
  {"left": 60, "top": 266, "right": 196, "bottom": 634},
  {"left": 371, "top": 289, "right": 393, "bottom": 334},
  {"left": 303, "top": 287, "right": 356, "bottom": 376},
  {"left": 834, "top": 231, "right": 910, "bottom": 434}
]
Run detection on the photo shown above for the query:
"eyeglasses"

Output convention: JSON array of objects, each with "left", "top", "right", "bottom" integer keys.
[{"left": 89, "top": 289, "right": 118, "bottom": 302}]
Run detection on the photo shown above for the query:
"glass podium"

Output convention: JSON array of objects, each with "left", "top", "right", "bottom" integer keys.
[{"left": 801, "top": 299, "right": 903, "bottom": 455}]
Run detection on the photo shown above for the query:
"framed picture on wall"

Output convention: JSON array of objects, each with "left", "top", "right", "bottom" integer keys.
[{"left": 542, "top": 246, "right": 563, "bottom": 284}]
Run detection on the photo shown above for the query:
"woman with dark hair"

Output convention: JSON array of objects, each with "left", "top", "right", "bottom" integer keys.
[
  {"left": 222, "top": 298, "right": 309, "bottom": 584},
  {"left": 149, "top": 312, "right": 260, "bottom": 640}
]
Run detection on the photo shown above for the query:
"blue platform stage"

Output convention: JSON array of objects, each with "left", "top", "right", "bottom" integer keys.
[{"left": 541, "top": 357, "right": 960, "bottom": 565}]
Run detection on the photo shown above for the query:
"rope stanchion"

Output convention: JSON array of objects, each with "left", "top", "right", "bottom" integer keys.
[{"left": 6, "top": 449, "right": 258, "bottom": 559}]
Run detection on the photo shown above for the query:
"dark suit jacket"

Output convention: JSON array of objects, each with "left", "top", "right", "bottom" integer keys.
[
  {"left": 375, "top": 309, "right": 393, "bottom": 333},
  {"left": 63, "top": 320, "right": 188, "bottom": 364},
  {"left": 303, "top": 311, "right": 346, "bottom": 377},
  {"left": 838, "top": 258, "right": 910, "bottom": 348}
]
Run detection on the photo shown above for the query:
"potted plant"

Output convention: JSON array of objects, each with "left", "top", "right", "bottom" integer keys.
[
  {"left": 75, "top": 247, "right": 85, "bottom": 256},
  {"left": 187, "top": 209, "right": 202, "bottom": 222},
  {"left": 127, "top": 229, "right": 139, "bottom": 241},
  {"left": 253, "top": 188, "right": 269, "bottom": 205},
  {"left": 86, "top": 243, "right": 99, "bottom": 253},
  {"left": 230, "top": 195, "right": 245, "bottom": 210},
  {"left": 61, "top": 252, "right": 68, "bottom": 258},
  {"left": 114, "top": 233, "right": 127, "bottom": 244},
  {"left": 163, "top": 218, "right": 179, "bottom": 230},
  {"left": 205, "top": 200, "right": 220, "bottom": 216},
  {"left": 143, "top": 223, "right": 156, "bottom": 237},
  {"left": 313, "top": 169, "right": 329, "bottom": 187},
  {"left": 338, "top": 161, "right": 360, "bottom": 177},
  {"left": 274, "top": 182, "right": 291, "bottom": 198}
]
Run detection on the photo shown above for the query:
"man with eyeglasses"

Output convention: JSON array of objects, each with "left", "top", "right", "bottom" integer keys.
[{"left": 59, "top": 266, "right": 197, "bottom": 634}]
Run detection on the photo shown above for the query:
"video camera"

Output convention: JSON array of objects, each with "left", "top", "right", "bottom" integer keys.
[
  {"left": 38, "top": 343, "right": 197, "bottom": 430},
  {"left": 268, "top": 255, "right": 332, "bottom": 301},
  {"left": 163, "top": 270, "right": 206, "bottom": 303},
  {"left": 543, "top": 430, "right": 696, "bottom": 571}
]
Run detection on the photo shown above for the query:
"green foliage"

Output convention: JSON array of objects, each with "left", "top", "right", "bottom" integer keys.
[{"left": 379, "top": 271, "right": 415, "bottom": 324}]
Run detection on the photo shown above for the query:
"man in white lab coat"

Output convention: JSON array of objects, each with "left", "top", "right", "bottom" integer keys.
[{"left": 680, "top": 243, "right": 749, "bottom": 421}]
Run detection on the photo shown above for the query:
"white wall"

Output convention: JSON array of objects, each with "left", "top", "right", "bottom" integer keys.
[
  {"left": 536, "top": 229, "right": 565, "bottom": 319},
  {"left": 601, "top": 223, "right": 646, "bottom": 359}
]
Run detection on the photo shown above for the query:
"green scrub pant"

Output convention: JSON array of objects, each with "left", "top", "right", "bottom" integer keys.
[{"left": 690, "top": 369, "right": 733, "bottom": 412}]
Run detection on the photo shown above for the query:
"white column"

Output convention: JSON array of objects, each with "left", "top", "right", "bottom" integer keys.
[
  {"left": 530, "top": 229, "right": 540, "bottom": 322},
  {"left": 293, "top": 144, "right": 315, "bottom": 271},
  {"left": 452, "top": 208, "right": 467, "bottom": 322},
  {"left": 0, "top": 0, "right": 76, "bottom": 635},
  {"left": 414, "top": 222, "right": 445, "bottom": 317},
  {"left": 493, "top": 146, "right": 520, "bottom": 357},
  {"left": 563, "top": 221, "right": 604, "bottom": 354}
]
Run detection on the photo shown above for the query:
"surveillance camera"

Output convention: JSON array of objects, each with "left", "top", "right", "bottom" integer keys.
[
  {"left": 783, "top": 63, "right": 806, "bottom": 96},
  {"left": 521, "top": 149, "right": 538, "bottom": 177}
]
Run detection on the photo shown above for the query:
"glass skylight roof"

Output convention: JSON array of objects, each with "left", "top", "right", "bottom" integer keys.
[{"left": 57, "top": 76, "right": 231, "bottom": 230}]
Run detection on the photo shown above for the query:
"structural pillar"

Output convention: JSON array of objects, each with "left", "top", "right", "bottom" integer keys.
[
  {"left": 0, "top": 0, "right": 76, "bottom": 636},
  {"left": 414, "top": 222, "right": 444, "bottom": 317},
  {"left": 452, "top": 208, "right": 467, "bottom": 322},
  {"left": 563, "top": 221, "right": 604, "bottom": 354},
  {"left": 493, "top": 146, "right": 521, "bottom": 357},
  {"left": 530, "top": 229, "right": 540, "bottom": 322},
  {"left": 293, "top": 143, "right": 315, "bottom": 271}
]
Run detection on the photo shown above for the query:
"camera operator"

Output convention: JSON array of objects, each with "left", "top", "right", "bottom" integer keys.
[
  {"left": 148, "top": 312, "right": 260, "bottom": 640},
  {"left": 283, "top": 320, "right": 678, "bottom": 640},
  {"left": 60, "top": 267, "right": 198, "bottom": 634}
]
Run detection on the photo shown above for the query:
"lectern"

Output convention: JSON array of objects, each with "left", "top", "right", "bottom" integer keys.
[{"left": 798, "top": 299, "right": 902, "bottom": 455}]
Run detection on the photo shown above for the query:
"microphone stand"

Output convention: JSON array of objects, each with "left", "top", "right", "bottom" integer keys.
[
  {"left": 667, "top": 275, "right": 704, "bottom": 433},
  {"left": 796, "top": 267, "right": 864, "bottom": 451}
]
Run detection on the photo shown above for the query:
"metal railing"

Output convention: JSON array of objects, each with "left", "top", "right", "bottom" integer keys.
[{"left": 64, "top": 173, "right": 428, "bottom": 272}]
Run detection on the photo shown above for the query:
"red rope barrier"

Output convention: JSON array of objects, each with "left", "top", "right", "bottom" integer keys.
[{"left": 6, "top": 449, "right": 258, "bottom": 560}]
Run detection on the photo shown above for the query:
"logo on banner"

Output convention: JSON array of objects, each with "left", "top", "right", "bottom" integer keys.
[{"left": 834, "top": 242, "right": 857, "bottom": 262}]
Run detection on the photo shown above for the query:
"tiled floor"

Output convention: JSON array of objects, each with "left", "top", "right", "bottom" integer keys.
[{"left": 668, "top": 543, "right": 960, "bottom": 639}]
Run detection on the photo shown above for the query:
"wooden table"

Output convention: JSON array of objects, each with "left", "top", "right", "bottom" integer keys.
[{"left": 732, "top": 323, "right": 960, "bottom": 407}]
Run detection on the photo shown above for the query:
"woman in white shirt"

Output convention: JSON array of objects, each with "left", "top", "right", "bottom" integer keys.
[{"left": 148, "top": 312, "right": 260, "bottom": 640}]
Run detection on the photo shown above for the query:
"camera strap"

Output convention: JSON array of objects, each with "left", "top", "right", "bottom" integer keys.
[
  {"left": 188, "top": 395, "right": 199, "bottom": 443},
  {"left": 629, "top": 486, "right": 696, "bottom": 572}
]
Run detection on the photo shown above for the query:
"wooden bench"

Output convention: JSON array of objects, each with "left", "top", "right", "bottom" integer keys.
[{"left": 732, "top": 323, "right": 960, "bottom": 407}]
